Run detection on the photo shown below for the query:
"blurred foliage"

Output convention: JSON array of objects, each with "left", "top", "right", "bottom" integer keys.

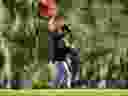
[
  {"left": 55, "top": 0, "right": 128, "bottom": 84},
  {"left": 32, "top": 80, "right": 48, "bottom": 88},
  {"left": 0, "top": 0, "right": 128, "bottom": 88}
]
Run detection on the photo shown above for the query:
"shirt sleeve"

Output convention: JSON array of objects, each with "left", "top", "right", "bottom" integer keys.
[{"left": 39, "top": 0, "right": 57, "bottom": 16}]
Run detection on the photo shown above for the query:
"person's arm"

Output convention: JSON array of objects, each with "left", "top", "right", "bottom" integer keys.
[
  {"left": 48, "top": 16, "right": 56, "bottom": 32},
  {"left": 40, "top": 0, "right": 48, "bottom": 6},
  {"left": 48, "top": 16, "right": 56, "bottom": 25}
]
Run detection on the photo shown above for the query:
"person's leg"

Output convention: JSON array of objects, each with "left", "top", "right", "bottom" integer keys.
[
  {"left": 54, "top": 36, "right": 68, "bottom": 87},
  {"left": 55, "top": 61, "right": 65, "bottom": 82},
  {"left": 48, "top": 33, "right": 57, "bottom": 87},
  {"left": 70, "top": 48, "right": 80, "bottom": 80},
  {"left": 55, "top": 40, "right": 65, "bottom": 86},
  {"left": 55, "top": 38, "right": 65, "bottom": 61},
  {"left": 48, "top": 32, "right": 65, "bottom": 87},
  {"left": 48, "top": 33, "right": 55, "bottom": 63}
]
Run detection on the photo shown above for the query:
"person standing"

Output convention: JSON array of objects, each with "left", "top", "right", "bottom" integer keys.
[{"left": 39, "top": 0, "right": 67, "bottom": 87}]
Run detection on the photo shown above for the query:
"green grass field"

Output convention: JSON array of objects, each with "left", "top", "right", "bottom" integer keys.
[{"left": 0, "top": 89, "right": 128, "bottom": 96}]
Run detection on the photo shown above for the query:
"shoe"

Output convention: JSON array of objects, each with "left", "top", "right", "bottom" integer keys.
[{"left": 48, "top": 80, "right": 56, "bottom": 88}]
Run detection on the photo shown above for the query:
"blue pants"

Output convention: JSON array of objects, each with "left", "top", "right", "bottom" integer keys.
[
  {"left": 56, "top": 48, "right": 80, "bottom": 83},
  {"left": 48, "top": 63, "right": 65, "bottom": 86},
  {"left": 56, "top": 63, "right": 65, "bottom": 82}
]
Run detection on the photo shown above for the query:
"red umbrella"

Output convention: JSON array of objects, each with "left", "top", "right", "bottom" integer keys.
[{"left": 39, "top": 0, "right": 57, "bottom": 17}]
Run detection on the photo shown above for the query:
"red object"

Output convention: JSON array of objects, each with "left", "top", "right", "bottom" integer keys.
[{"left": 39, "top": 0, "right": 57, "bottom": 17}]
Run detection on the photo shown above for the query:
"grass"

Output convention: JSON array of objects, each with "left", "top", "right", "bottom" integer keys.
[{"left": 0, "top": 89, "right": 128, "bottom": 96}]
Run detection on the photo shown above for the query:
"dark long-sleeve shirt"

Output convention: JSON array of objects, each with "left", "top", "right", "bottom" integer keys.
[{"left": 48, "top": 31, "right": 65, "bottom": 62}]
